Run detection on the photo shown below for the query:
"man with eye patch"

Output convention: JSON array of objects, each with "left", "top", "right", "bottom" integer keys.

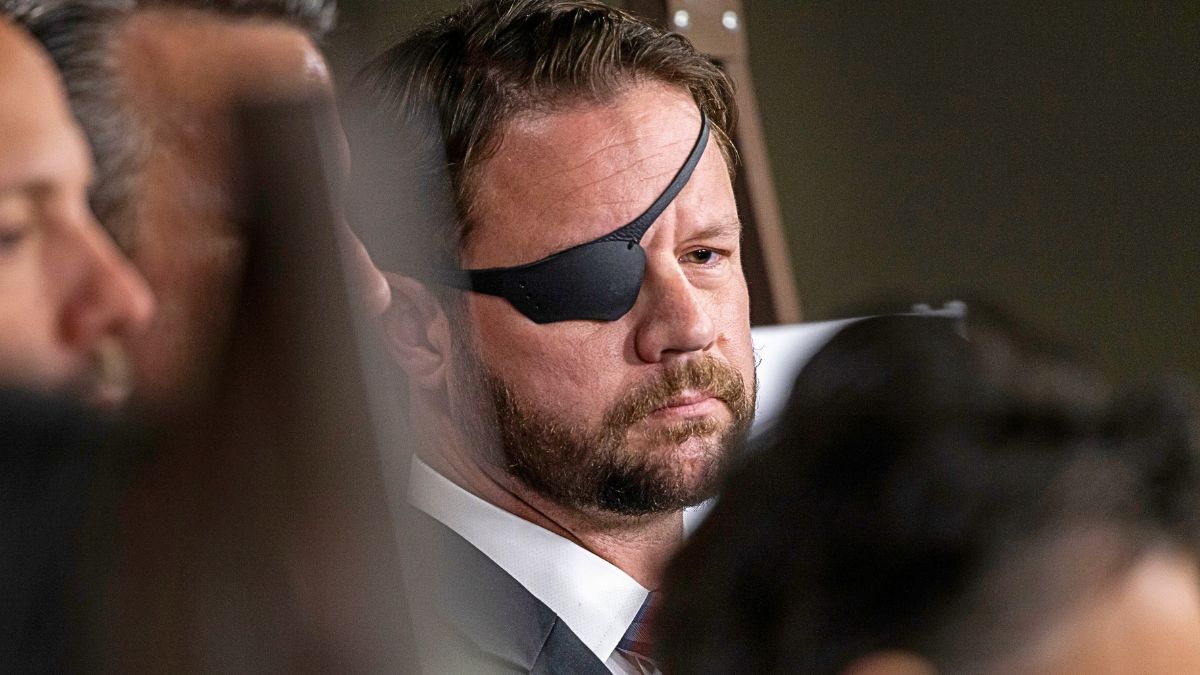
[{"left": 353, "top": 0, "right": 756, "bottom": 672}]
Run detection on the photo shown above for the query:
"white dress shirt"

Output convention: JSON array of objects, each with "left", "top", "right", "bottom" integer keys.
[{"left": 408, "top": 456, "right": 659, "bottom": 674}]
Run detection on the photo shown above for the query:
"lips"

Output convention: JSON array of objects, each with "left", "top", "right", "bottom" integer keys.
[
  {"left": 605, "top": 356, "right": 751, "bottom": 430},
  {"left": 649, "top": 390, "right": 722, "bottom": 418}
]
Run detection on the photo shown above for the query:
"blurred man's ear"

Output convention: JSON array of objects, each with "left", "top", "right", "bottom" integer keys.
[
  {"left": 380, "top": 272, "right": 452, "bottom": 390},
  {"left": 842, "top": 651, "right": 937, "bottom": 675}
]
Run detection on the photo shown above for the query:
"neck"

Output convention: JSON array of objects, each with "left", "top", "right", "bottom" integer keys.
[
  {"left": 501, "top": 478, "right": 686, "bottom": 590},
  {"left": 412, "top": 404, "right": 685, "bottom": 588}
]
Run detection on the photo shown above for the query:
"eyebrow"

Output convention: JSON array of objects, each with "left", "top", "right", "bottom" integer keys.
[{"left": 689, "top": 219, "right": 743, "bottom": 242}]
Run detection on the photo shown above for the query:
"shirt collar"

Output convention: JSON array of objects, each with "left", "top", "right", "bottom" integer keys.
[{"left": 408, "top": 455, "right": 649, "bottom": 663}]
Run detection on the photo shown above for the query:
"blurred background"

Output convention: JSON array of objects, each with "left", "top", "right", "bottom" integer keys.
[{"left": 327, "top": 0, "right": 1199, "bottom": 384}]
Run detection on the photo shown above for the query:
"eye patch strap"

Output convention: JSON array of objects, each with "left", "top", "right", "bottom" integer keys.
[
  {"left": 433, "top": 111, "right": 711, "bottom": 293},
  {"left": 595, "top": 112, "right": 710, "bottom": 244}
]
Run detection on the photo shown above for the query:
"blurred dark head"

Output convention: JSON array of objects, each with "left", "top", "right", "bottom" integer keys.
[
  {"left": 349, "top": 0, "right": 736, "bottom": 272},
  {"left": 661, "top": 314, "right": 1200, "bottom": 674},
  {"left": 16, "top": 0, "right": 340, "bottom": 425}
]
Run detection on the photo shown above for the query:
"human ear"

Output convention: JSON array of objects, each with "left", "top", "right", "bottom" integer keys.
[
  {"left": 379, "top": 272, "right": 452, "bottom": 390},
  {"left": 841, "top": 651, "right": 937, "bottom": 675}
]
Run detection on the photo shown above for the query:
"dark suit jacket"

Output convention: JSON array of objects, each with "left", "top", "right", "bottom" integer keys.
[
  {"left": 402, "top": 508, "right": 611, "bottom": 675},
  {"left": 0, "top": 388, "right": 125, "bottom": 673}
]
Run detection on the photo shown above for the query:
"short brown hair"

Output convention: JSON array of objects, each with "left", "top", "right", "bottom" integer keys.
[{"left": 352, "top": 0, "right": 737, "bottom": 267}]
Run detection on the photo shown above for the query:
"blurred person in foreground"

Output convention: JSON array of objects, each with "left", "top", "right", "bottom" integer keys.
[
  {"left": 0, "top": 10, "right": 151, "bottom": 670},
  {"left": 352, "top": 0, "right": 756, "bottom": 671},
  {"left": 660, "top": 314, "right": 1200, "bottom": 674},
  {"left": 0, "top": 7, "right": 152, "bottom": 408},
  {"left": 16, "top": 0, "right": 402, "bottom": 670},
  {"left": 18, "top": 0, "right": 388, "bottom": 432}
]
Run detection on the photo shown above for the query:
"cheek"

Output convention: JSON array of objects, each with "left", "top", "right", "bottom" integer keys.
[
  {"left": 135, "top": 214, "right": 243, "bottom": 350},
  {"left": 0, "top": 251, "right": 48, "bottom": 320},
  {"left": 0, "top": 238, "right": 92, "bottom": 374},
  {"left": 0, "top": 287, "right": 77, "bottom": 388},
  {"left": 126, "top": 206, "right": 244, "bottom": 400},
  {"left": 137, "top": 221, "right": 242, "bottom": 308},
  {"left": 466, "top": 296, "right": 628, "bottom": 416},
  {"left": 135, "top": 149, "right": 244, "bottom": 334},
  {"left": 710, "top": 278, "right": 755, "bottom": 381},
  {"left": 0, "top": 301, "right": 62, "bottom": 382}
]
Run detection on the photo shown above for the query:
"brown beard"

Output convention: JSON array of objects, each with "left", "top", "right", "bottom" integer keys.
[{"left": 457, "top": 344, "right": 755, "bottom": 517}]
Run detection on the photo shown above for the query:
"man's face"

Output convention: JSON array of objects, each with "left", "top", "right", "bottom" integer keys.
[
  {"left": 114, "top": 11, "right": 340, "bottom": 420},
  {"left": 452, "top": 82, "right": 756, "bottom": 516},
  {"left": 0, "top": 22, "right": 153, "bottom": 407}
]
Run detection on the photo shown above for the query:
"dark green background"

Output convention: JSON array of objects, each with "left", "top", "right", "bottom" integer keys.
[{"left": 327, "top": 1, "right": 1199, "bottom": 386}]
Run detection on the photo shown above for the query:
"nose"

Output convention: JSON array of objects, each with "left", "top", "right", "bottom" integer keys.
[
  {"left": 338, "top": 219, "right": 391, "bottom": 317},
  {"left": 633, "top": 259, "right": 716, "bottom": 364},
  {"left": 60, "top": 215, "right": 155, "bottom": 350}
]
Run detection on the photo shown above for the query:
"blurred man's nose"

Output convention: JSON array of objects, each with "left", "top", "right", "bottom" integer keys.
[
  {"left": 338, "top": 218, "right": 391, "bottom": 317},
  {"left": 60, "top": 216, "right": 155, "bottom": 349},
  {"left": 633, "top": 261, "right": 716, "bottom": 364}
]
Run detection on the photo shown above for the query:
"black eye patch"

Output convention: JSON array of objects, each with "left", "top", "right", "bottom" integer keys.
[{"left": 431, "top": 111, "right": 711, "bottom": 323}]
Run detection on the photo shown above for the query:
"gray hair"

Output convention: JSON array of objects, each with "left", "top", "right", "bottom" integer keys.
[
  {"left": 5, "top": 0, "right": 140, "bottom": 248},
  {"left": 7, "top": 0, "right": 336, "bottom": 250}
]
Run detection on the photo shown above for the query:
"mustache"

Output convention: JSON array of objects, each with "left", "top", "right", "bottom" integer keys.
[
  {"left": 70, "top": 338, "right": 134, "bottom": 411},
  {"left": 605, "top": 356, "right": 751, "bottom": 429}
]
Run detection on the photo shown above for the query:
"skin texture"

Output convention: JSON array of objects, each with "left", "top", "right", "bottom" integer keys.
[
  {"left": 389, "top": 82, "right": 755, "bottom": 586},
  {"left": 0, "top": 20, "right": 153, "bottom": 407},
  {"left": 113, "top": 9, "right": 388, "bottom": 423}
]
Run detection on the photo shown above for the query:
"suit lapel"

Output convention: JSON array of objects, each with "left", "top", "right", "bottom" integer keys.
[
  {"left": 531, "top": 619, "right": 612, "bottom": 675},
  {"left": 404, "top": 508, "right": 609, "bottom": 674}
]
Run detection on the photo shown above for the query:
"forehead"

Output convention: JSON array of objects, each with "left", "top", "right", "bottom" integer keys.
[
  {"left": 113, "top": 11, "right": 336, "bottom": 224},
  {"left": 463, "top": 82, "right": 732, "bottom": 265},
  {"left": 0, "top": 22, "right": 90, "bottom": 192},
  {"left": 118, "top": 9, "right": 333, "bottom": 114}
]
